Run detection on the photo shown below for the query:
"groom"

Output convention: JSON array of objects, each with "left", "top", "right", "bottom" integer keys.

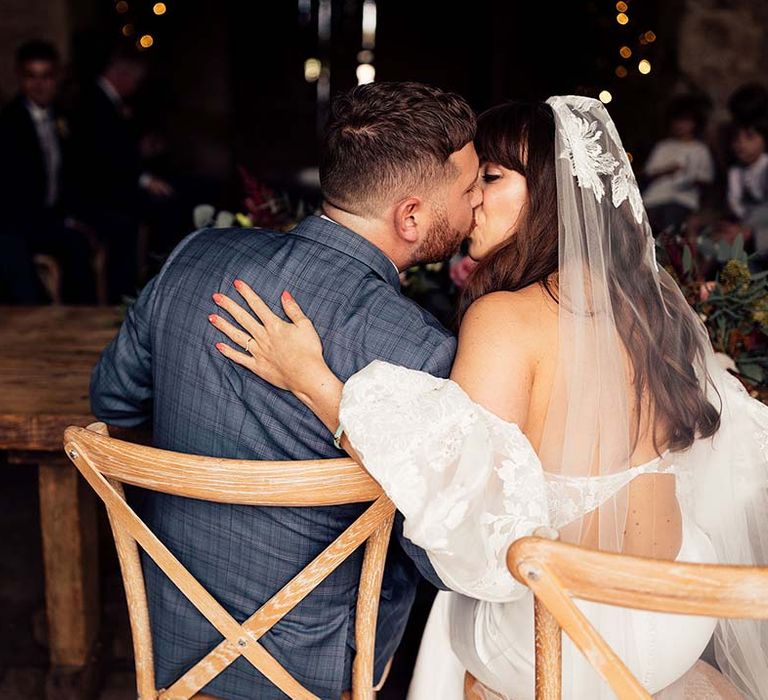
[{"left": 91, "top": 81, "right": 481, "bottom": 699}]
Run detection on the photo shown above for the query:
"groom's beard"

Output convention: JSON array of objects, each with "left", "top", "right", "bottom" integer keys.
[{"left": 414, "top": 204, "right": 472, "bottom": 265}]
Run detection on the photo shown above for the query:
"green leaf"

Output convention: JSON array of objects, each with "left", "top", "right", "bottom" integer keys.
[
  {"left": 682, "top": 245, "right": 693, "bottom": 275},
  {"left": 732, "top": 234, "right": 745, "bottom": 262},
  {"left": 737, "top": 361, "right": 766, "bottom": 384}
]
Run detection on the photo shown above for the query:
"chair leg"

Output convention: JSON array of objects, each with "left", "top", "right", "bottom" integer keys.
[{"left": 534, "top": 596, "right": 562, "bottom": 700}]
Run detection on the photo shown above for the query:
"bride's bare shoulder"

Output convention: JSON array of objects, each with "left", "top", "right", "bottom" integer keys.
[{"left": 460, "top": 286, "right": 557, "bottom": 340}]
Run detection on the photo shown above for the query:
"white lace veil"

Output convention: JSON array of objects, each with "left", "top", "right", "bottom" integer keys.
[{"left": 539, "top": 95, "right": 768, "bottom": 698}]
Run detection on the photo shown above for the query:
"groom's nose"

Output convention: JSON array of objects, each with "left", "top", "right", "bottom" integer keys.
[{"left": 470, "top": 182, "right": 483, "bottom": 209}]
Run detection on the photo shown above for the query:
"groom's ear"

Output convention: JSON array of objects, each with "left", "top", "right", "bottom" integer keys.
[{"left": 393, "top": 196, "right": 423, "bottom": 244}]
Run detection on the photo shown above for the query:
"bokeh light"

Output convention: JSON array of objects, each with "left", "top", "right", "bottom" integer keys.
[
  {"left": 304, "top": 58, "right": 321, "bottom": 82},
  {"left": 356, "top": 63, "right": 376, "bottom": 85}
]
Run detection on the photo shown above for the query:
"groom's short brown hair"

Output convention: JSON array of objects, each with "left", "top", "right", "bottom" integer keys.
[{"left": 320, "top": 82, "right": 476, "bottom": 216}]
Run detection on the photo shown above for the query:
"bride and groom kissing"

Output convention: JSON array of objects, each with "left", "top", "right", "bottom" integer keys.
[{"left": 91, "top": 81, "right": 768, "bottom": 699}]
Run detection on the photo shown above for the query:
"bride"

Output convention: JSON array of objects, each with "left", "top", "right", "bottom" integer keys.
[{"left": 209, "top": 97, "right": 768, "bottom": 699}]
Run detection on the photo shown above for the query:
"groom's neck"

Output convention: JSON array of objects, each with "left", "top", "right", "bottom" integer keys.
[{"left": 320, "top": 202, "right": 406, "bottom": 272}]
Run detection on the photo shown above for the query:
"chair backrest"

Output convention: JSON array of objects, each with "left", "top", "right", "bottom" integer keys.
[
  {"left": 506, "top": 534, "right": 768, "bottom": 700},
  {"left": 64, "top": 422, "right": 396, "bottom": 700}
]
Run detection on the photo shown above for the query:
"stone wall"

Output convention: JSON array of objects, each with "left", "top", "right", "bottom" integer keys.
[{"left": 678, "top": 0, "right": 768, "bottom": 121}]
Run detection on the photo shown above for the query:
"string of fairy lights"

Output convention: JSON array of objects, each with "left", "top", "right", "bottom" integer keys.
[
  {"left": 113, "top": 1, "right": 168, "bottom": 51},
  {"left": 598, "top": 0, "right": 657, "bottom": 106}
]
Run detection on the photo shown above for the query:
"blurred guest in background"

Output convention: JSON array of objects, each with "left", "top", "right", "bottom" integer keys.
[
  {"left": 69, "top": 44, "right": 173, "bottom": 303},
  {"left": 727, "top": 120, "right": 768, "bottom": 254},
  {"left": 642, "top": 95, "right": 715, "bottom": 234},
  {"left": 729, "top": 82, "right": 768, "bottom": 127},
  {"left": 0, "top": 40, "right": 94, "bottom": 303}
]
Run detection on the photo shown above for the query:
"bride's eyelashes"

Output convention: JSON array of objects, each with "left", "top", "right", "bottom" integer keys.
[{"left": 482, "top": 173, "right": 501, "bottom": 183}]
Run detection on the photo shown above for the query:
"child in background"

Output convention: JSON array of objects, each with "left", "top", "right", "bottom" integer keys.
[
  {"left": 643, "top": 96, "right": 715, "bottom": 233},
  {"left": 727, "top": 121, "right": 768, "bottom": 254}
]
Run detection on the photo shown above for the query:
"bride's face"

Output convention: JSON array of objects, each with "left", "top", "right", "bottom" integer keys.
[{"left": 467, "top": 162, "right": 528, "bottom": 260}]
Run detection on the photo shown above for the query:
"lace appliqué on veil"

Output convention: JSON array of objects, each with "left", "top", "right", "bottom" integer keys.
[{"left": 547, "top": 95, "right": 645, "bottom": 225}]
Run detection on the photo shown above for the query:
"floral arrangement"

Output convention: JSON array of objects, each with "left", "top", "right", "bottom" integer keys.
[
  {"left": 659, "top": 230, "right": 768, "bottom": 394},
  {"left": 193, "top": 166, "right": 311, "bottom": 232}
]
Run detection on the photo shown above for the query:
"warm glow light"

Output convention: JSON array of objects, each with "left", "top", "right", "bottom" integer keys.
[
  {"left": 626, "top": 151, "right": 634, "bottom": 163},
  {"left": 304, "top": 58, "right": 321, "bottom": 82},
  {"left": 644, "top": 30, "right": 656, "bottom": 42},
  {"left": 356, "top": 63, "right": 376, "bottom": 85},
  {"left": 638, "top": 59, "right": 651, "bottom": 74},
  {"left": 121, "top": 23, "right": 134, "bottom": 36},
  {"left": 599, "top": 90, "right": 613, "bottom": 104},
  {"left": 619, "top": 46, "right": 632, "bottom": 59},
  {"left": 153, "top": 3, "right": 167, "bottom": 15},
  {"left": 139, "top": 34, "right": 154, "bottom": 49},
  {"left": 362, "top": 0, "right": 377, "bottom": 49},
  {"left": 615, "top": 65, "right": 628, "bottom": 78},
  {"left": 615, "top": 1, "right": 628, "bottom": 11},
  {"left": 616, "top": 12, "right": 629, "bottom": 25},
  {"left": 357, "top": 50, "right": 374, "bottom": 63},
  {"left": 115, "top": 1, "right": 129, "bottom": 13}
]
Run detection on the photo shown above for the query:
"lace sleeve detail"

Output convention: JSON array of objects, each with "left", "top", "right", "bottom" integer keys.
[{"left": 339, "top": 360, "right": 548, "bottom": 602}]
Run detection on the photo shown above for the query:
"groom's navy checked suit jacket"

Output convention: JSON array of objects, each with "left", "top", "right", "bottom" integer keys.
[{"left": 90, "top": 215, "right": 457, "bottom": 700}]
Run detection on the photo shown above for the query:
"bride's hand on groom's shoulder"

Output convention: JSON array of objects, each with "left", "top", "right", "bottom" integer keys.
[{"left": 208, "top": 280, "right": 326, "bottom": 395}]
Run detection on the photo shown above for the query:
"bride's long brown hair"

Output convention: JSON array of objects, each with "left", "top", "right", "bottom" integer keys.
[{"left": 460, "top": 101, "right": 720, "bottom": 451}]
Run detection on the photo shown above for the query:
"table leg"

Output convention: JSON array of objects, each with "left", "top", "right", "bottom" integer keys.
[{"left": 38, "top": 457, "right": 101, "bottom": 699}]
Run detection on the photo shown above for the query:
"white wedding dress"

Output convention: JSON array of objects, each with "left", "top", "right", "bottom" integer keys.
[{"left": 337, "top": 360, "right": 765, "bottom": 699}]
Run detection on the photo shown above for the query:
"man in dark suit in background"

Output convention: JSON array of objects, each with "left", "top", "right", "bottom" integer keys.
[
  {"left": 69, "top": 45, "right": 172, "bottom": 303},
  {"left": 0, "top": 40, "right": 94, "bottom": 303}
]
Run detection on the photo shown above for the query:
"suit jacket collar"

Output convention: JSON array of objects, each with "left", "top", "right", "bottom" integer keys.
[{"left": 290, "top": 215, "right": 401, "bottom": 290}]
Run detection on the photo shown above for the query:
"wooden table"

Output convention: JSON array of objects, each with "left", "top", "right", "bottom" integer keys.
[{"left": 0, "top": 305, "right": 123, "bottom": 699}]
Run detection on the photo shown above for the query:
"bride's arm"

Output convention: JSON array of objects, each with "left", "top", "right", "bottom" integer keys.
[
  {"left": 210, "top": 283, "right": 356, "bottom": 455},
  {"left": 212, "top": 284, "right": 537, "bottom": 437},
  {"left": 211, "top": 282, "right": 547, "bottom": 601}
]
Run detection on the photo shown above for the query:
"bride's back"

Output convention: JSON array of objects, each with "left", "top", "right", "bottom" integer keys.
[{"left": 518, "top": 282, "right": 683, "bottom": 560}]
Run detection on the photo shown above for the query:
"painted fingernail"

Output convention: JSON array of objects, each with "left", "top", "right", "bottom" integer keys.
[
  {"left": 212, "top": 293, "right": 223, "bottom": 304},
  {"left": 233, "top": 279, "right": 243, "bottom": 290},
  {"left": 281, "top": 290, "right": 292, "bottom": 302},
  {"left": 215, "top": 342, "right": 225, "bottom": 351},
  {"left": 208, "top": 314, "right": 218, "bottom": 323}
]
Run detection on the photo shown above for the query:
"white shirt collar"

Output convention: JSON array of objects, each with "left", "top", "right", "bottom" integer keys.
[
  {"left": 97, "top": 76, "right": 123, "bottom": 108},
  {"left": 319, "top": 213, "right": 401, "bottom": 274},
  {"left": 25, "top": 99, "right": 52, "bottom": 123},
  {"left": 745, "top": 152, "right": 768, "bottom": 176}
]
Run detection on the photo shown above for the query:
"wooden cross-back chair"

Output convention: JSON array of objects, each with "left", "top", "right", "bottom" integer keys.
[
  {"left": 497, "top": 532, "right": 768, "bottom": 700},
  {"left": 63, "top": 422, "right": 396, "bottom": 700}
]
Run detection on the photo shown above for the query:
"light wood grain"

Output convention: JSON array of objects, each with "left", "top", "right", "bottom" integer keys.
[
  {"left": 509, "top": 537, "right": 768, "bottom": 618},
  {"left": 507, "top": 536, "right": 768, "bottom": 699},
  {"left": 0, "top": 305, "right": 123, "bottom": 450},
  {"left": 38, "top": 457, "right": 100, "bottom": 667},
  {"left": 65, "top": 422, "right": 396, "bottom": 699},
  {"left": 533, "top": 596, "right": 562, "bottom": 700},
  {"left": 64, "top": 425, "right": 383, "bottom": 506}
]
